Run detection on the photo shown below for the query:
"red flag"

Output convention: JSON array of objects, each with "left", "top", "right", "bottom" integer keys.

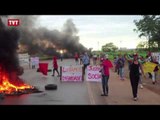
[{"left": 39, "top": 63, "right": 48, "bottom": 75}]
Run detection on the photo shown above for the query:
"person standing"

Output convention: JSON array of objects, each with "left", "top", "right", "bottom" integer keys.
[
  {"left": 151, "top": 57, "right": 159, "bottom": 84},
  {"left": 79, "top": 53, "right": 83, "bottom": 65},
  {"left": 93, "top": 54, "right": 97, "bottom": 65},
  {"left": 60, "top": 54, "right": 63, "bottom": 61},
  {"left": 129, "top": 53, "right": 145, "bottom": 101},
  {"left": 99, "top": 54, "right": 113, "bottom": 96},
  {"left": 52, "top": 56, "right": 60, "bottom": 77}
]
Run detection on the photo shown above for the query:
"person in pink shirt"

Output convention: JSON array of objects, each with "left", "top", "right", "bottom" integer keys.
[{"left": 99, "top": 54, "right": 113, "bottom": 96}]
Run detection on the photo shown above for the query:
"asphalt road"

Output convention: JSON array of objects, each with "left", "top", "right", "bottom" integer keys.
[{"left": 0, "top": 59, "right": 160, "bottom": 105}]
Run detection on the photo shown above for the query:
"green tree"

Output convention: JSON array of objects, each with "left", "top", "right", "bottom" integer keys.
[
  {"left": 150, "top": 17, "right": 160, "bottom": 48},
  {"left": 136, "top": 41, "right": 158, "bottom": 52},
  {"left": 136, "top": 41, "right": 148, "bottom": 49},
  {"left": 102, "top": 42, "right": 118, "bottom": 52},
  {"left": 134, "top": 15, "right": 160, "bottom": 50}
]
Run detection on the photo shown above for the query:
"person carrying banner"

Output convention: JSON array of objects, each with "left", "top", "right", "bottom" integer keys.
[
  {"left": 82, "top": 52, "right": 90, "bottom": 75},
  {"left": 129, "top": 53, "right": 145, "bottom": 101},
  {"left": 52, "top": 56, "right": 60, "bottom": 77},
  {"left": 31, "top": 57, "right": 36, "bottom": 69},
  {"left": 99, "top": 54, "right": 113, "bottom": 96}
]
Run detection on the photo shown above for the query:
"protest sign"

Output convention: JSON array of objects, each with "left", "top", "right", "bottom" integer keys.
[
  {"left": 61, "top": 65, "right": 83, "bottom": 82},
  {"left": 86, "top": 65, "right": 101, "bottom": 82}
]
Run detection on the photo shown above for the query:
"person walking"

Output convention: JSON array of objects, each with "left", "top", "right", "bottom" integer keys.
[
  {"left": 129, "top": 53, "right": 145, "bottom": 101},
  {"left": 117, "top": 54, "right": 125, "bottom": 80},
  {"left": 99, "top": 54, "right": 113, "bottom": 96},
  {"left": 52, "top": 56, "right": 60, "bottom": 77}
]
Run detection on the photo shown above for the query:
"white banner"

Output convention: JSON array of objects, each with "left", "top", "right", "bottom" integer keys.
[
  {"left": 86, "top": 65, "right": 102, "bottom": 82},
  {"left": 152, "top": 52, "right": 160, "bottom": 64},
  {"left": 18, "top": 53, "right": 29, "bottom": 65},
  {"left": 31, "top": 57, "right": 39, "bottom": 67},
  {"left": 61, "top": 65, "right": 83, "bottom": 82}
]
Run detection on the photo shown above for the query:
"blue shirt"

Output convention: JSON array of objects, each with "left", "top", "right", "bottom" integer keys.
[{"left": 82, "top": 55, "right": 90, "bottom": 65}]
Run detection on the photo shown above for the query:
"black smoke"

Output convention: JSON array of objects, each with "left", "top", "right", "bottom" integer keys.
[
  {"left": 0, "top": 16, "right": 20, "bottom": 72},
  {"left": 8, "top": 16, "right": 87, "bottom": 57}
]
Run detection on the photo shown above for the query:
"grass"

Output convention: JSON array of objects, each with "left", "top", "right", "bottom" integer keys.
[
  {"left": 98, "top": 50, "right": 151, "bottom": 60},
  {"left": 39, "top": 56, "right": 53, "bottom": 60}
]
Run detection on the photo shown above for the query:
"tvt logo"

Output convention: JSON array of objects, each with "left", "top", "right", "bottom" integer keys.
[{"left": 8, "top": 19, "right": 20, "bottom": 26}]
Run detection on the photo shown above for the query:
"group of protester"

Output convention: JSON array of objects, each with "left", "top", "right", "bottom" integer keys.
[
  {"left": 112, "top": 52, "right": 159, "bottom": 101},
  {"left": 51, "top": 52, "right": 91, "bottom": 77},
  {"left": 50, "top": 51, "right": 159, "bottom": 101},
  {"left": 91, "top": 51, "right": 159, "bottom": 101}
]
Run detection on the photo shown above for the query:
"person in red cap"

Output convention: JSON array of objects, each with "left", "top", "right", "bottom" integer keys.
[{"left": 52, "top": 56, "right": 60, "bottom": 77}]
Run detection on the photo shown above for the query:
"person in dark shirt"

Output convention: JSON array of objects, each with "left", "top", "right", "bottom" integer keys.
[{"left": 129, "top": 53, "right": 145, "bottom": 101}]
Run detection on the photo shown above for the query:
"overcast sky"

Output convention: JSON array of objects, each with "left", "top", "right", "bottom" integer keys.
[{"left": 35, "top": 15, "right": 147, "bottom": 50}]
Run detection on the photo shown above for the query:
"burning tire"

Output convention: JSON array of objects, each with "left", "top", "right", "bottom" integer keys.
[
  {"left": 37, "top": 68, "right": 40, "bottom": 72},
  {"left": 37, "top": 68, "right": 52, "bottom": 72},
  {"left": 45, "top": 84, "right": 57, "bottom": 90}
]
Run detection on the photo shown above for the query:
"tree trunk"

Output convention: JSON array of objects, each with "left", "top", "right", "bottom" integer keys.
[
  {"left": 158, "top": 41, "right": 160, "bottom": 49},
  {"left": 148, "top": 35, "right": 151, "bottom": 51}
]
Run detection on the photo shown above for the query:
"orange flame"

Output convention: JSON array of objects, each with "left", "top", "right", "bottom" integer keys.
[{"left": 0, "top": 67, "right": 33, "bottom": 95}]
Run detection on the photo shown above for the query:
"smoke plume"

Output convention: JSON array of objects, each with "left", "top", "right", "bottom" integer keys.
[
  {"left": 5, "top": 16, "right": 87, "bottom": 57},
  {"left": 0, "top": 16, "right": 20, "bottom": 72}
]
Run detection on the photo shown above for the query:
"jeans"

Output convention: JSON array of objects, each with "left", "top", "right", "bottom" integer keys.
[
  {"left": 101, "top": 75, "right": 109, "bottom": 95},
  {"left": 139, "top": 75, "right": 142, "bottom": 84},
  {"left": 83, "top": 63, "right": 89, "bottom": 75},
  {"left": 152, "top": 72, "right": 157, "bottom": 82},
  {"left": 119, "top": 67, "right": 124, "bottom": 79}
]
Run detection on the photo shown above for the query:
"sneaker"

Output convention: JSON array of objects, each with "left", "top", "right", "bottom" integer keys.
[
  {"left": 133, "top": 97, "right": 138, "bottom": 101},
  {"left": 101, "top": 94, "right": 105, "bottom": 96},
  {"left": 152, "top": 81, "right": 155, "bottom": 84},
  {"left": 140, "top": 84, "right": 143, "bottom": 89},
  {"left": 104, "top": 94, "right": 108, "bottom": 96}
]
